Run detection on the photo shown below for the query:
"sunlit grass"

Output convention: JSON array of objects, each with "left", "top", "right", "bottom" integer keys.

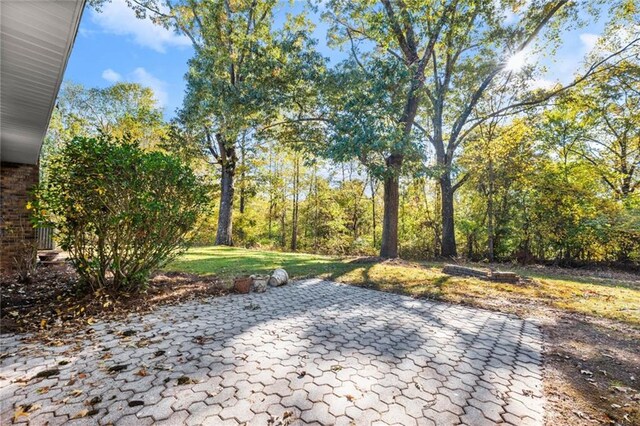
[{"left": 167, "top": 246, "right": 640, "bottom": 325}]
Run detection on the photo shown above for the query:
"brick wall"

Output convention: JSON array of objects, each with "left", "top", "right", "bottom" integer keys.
[{"left": 0, "top": 162, "right": 39, "bottom": 273}]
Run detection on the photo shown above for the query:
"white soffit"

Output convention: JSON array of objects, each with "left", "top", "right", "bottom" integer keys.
[{"left": 1, "top": 0, "right": 86, "bottom": 165}]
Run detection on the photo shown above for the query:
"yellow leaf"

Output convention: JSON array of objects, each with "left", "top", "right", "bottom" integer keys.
[
  {"left": 13, "top": 406, "right": 28, "bottom": 421},
  {"left": 72, "top": 409, "right": 89, "bottom": 419},
  {"left": 87, "top": 317, "right": 96, "bottom": 325},
  {"left": 13, "top": 404, "right": 40, "bottom": 421},
  {"left": 40, "top": 319, "right": 47, "bottom": 329}
]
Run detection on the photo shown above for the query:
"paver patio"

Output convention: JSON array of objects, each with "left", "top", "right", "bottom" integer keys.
[{"left": 0, "top": 279, "right": 544, "bottom": 425}]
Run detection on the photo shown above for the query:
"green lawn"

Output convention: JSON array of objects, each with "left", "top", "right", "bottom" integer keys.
[{"left": 167, "top": 246, "right": 640, "bottom": 325}]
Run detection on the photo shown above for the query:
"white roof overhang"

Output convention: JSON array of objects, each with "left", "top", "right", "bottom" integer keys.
[{"left": 1, "top": 0, "right": 86, "bottom": 165}]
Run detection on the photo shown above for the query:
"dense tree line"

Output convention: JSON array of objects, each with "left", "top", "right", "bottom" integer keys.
[{"left": 67, "top": 0, "right": 639, "bottom": 264}]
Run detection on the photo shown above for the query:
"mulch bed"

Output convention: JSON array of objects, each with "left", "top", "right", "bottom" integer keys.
[{"left": 0, "top": 265, "right": 228, "bottom": 337}]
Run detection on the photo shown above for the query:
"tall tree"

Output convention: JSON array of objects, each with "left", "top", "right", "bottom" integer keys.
[
  {"left": 321, "top": 58, "right": 424, "bottom": 257},
  {"left": 325, "top": 0, "right": 639, "bottom": 257},
  {"left": 174, "top": 0, "right": 278, "bottom": 245},
  {"left": 135, "top": 0, "right": 324, "bottom": 245},
  {"left": 323, "top": 1, "right": 449, "bottom": 257}
]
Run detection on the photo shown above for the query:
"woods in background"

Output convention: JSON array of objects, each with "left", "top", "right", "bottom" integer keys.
[{"left": 57, "top": 0, "right": 639, "bottom": 265}]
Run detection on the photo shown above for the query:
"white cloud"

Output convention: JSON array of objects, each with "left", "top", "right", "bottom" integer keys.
[
  {"left": 78, "top": 27, "right": 96, "bottom": 38},
  {"left": 528, "top": 78, "right": 556, "bottom": 90},
  {"left": 91, "top": 0, "right": 191, "bottom": 53},
  {"left": 579, "top": 33, "right": 600, "bottom": 53},
  {"left": 130, "top": 67, "right": 168, "bottom": 108},
  {"left": 102, "top": 68, "right": 122, "bottom": 83}
]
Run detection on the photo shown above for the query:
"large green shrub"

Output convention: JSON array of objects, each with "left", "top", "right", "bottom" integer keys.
[{"left": 33, "top": 135, "right": 209, "bottom": 291}]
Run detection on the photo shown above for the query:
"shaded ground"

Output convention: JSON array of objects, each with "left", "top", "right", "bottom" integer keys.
[
  {"left": 542, "top": 312, "right": 640, "bottom": 425},
  {"left": 1, "top": 280, "right": 543, "bottom": 425},
  {"left": 0, "top": 266, "right": 227, "bottom": 336}
]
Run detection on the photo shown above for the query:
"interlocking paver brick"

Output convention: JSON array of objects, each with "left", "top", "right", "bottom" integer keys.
[
  {"left": 219, "top": 399, "right": 253, "bottom": 423},
  {"left": 137, "top": 395, "right": 176, "bottom": 421},
  {"left": 301, "top": 401, "right": 335, "bottom": 424},
  {"left": 469, "top": 398, "right": 505, "bottom": 423},
  {"left": 460, "top": 404, "right": 496, "bottom": 426},
  {"left": 0, "top": 279, "right": 543, "bottom": 425}
]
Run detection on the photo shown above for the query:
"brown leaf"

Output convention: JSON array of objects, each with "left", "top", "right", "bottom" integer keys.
[
  {"left": 108, "top": 364, "right": 129, "bottom": 374},
  {"left": 73, "top": 409, "right": 89, "bottom": 419},
  {"left": 87, "top": 396, "right": 102, "bottom": 405},
  {"left": 135, "top": 368, "right": 148, "bottom": 377},
  {"left": 177, "top": 376, "right": 196, "bottom": 385}
]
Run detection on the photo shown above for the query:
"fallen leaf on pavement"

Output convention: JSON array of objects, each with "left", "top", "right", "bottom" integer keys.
[{"left": 73, "top": 409, "right": 89, "bottom": 419}]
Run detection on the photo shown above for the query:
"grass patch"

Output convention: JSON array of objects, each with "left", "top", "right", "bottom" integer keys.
[{"left": 167, "top": 246, "right": 640, "bottom": 325}]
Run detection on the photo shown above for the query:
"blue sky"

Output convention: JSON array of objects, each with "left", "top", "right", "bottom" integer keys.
[{"left": 63, "top": 0, "right": 607, "bottom": 119}]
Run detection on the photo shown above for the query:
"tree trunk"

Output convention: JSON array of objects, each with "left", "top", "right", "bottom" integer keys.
[
  {"left": 380, "top": 155, "right": 402, "bottom": 258},
  {"left": 290, "top": 155, "right": 300, "bottom": 252},
  {"left": 239, "top": 133, "right": 246, "bottom": 214},
  {"left": 440, "top": 172, "right": 457, "bottom": 257},
  {"left": 370, "top": 176, "right": 377, "bottom": 248},
  {"left": 487, "top": 158, "right": 495, "bottom": 262},
  {"left": 314, "top": 168, "right": 319, "bottom": 250},
  {"left": 280, "top": 190, "right": 287, "bottom": 248},
  {"left": 215, "top": 164, "right": 235, "bottom": 245},
  {"left": 268, "top": 145, "right": 274, "bottom": 239}
]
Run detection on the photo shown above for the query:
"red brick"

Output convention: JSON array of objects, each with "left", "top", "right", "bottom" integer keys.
[{"left": 1, "top": 162, "right": 39, "bottom": 273}]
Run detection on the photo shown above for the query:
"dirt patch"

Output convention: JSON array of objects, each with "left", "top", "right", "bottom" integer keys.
[
  {"left": 513, "top": 264, "right": 640, "bottom": 289},
  {"left": 0, "top": 265, "right": 228, "bottom": 337},
  {"left": 349, "top": 256, "right": 424, "bottom": 268},
  {"left": 541, "top": 312, "right": 640, "bottom": 426},
  {"left": 454, "top": 291, "right": 640, "bottom": 425}
]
